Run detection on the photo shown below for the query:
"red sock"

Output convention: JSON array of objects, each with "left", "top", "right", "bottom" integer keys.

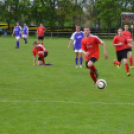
[
  {"left": 89, "top": 65, "right": 97, "bottom": 72},
  {"left": 114, "top": 60, "right": 120, "bottom": 65},
  {"left": 129, "top": 58, "right": 133, "bottom": 66},
  {"left": 38, "top": 42, "right": 39, "bottom": 44},
  {"left": 41, "top": 43, "right": 43, "bottom": 46},
  {"left": 90, "top": 71, "right": 97, "bottom": 83},
  {"left": 38, "top": 53, "right": 45, "bottom": 63},
  {"left": 125, "top": 63, "right": 129, "bottom": 72}
]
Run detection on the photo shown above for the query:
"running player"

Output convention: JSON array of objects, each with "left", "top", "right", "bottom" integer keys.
[
  {"left": 68, "top": 25, "right": 84, "bottom": 68},
  {"left": 123, "top": 25, "right": 134, "bottom": 68},
  {"left": 81, "top": 26, "right": 108, "bottom": 84},
  {"left": 12, "top": 22, "right": 22, "bottom": 49},
  {"left": 113, "top": 28, "right": 133, "bottom": 76},
  {"left": 22, "top": 23, "right": 29, "bottom": 44},
  {"left": 37, "top": 23, "right": 46, "bottom": 45},
  {"left": 32, "top": 41, "right": 49, "bottom": 66}
]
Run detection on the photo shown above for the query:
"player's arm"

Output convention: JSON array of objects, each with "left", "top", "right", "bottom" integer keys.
[
  {"left": 33, "top": 56, "right": 36, "bottom": 66},
  {"left": 36, "top": 28, "right": 38, "bottom": 37},
  {"left": 101, "top": 42, "right": 108, "bottom": 59},
  {"left": 12, "top": 29, "right": 15, "bottom": 36},
  {"left": 68, "top": 40, "right": 73, "bottom": 49},
  {"left": 27, "top": 27, "right": 29, "bottom": 36},
  {"left": 113, "top": 43, "right": 123, "bottom": 46}
]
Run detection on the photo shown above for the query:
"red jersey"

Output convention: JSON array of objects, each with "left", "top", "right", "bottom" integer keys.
[
  {"left": 33, "top": 45, "right": 46, "bottom": 56},
  {"left": 122, "top": 31, "right": 132, "bottom": 49},
  {"left": 37, "top": 26, "right": 46, "bottom": 36},
  {"left": 81, "top": 36, "right": 102, "bottom": 61},
  {"left": 113, "top": 35, "right": 128, "bottom": 51}
]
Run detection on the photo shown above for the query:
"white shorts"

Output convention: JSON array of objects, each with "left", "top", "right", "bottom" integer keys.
[
  {"left": 75, "top": 49, "right": 82, "bottom": 53},
  {"left": 22, "top": 34, "right": 28, "bottom": 38},
  {"left": 15, "top": 36, "right": 20, "bottom": 40}
]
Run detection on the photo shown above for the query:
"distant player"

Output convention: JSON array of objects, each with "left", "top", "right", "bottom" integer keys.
[
  {"left": 81, "top": 26, "right": 108, "bottom": 84},
  {"left": 22, "top": 23, "right": 29, "bottom": 44},
  {"left": 32, "top": 41, "right": 49, "bottom": 66},
  {"left": 12, "top": 22, "right": 22, "bottom": 49},
  {"left": 37, "top": 23, "right": 46, "bottom": 46},
  {"left": 113, "top": 28, "right": 133, "bottom": 76},
  {"left": 123, "top": 25, "right": 134, "bottom": 68},
  {"left": 68, "top": 25, "right": 84, "bottom": 68}
]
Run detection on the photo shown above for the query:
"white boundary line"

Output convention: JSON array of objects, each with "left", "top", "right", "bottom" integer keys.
[{"left": 0, "top": 100, "right": 134, "bottom": 105}]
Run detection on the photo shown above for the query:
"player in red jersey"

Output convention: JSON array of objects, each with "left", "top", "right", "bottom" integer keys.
[
  {"left": 123, "top": 25, "right": 134, "bottom": 68},
  {"left": 37, "top": 23, "right": 46, "bottom": 45},
  {"left": 32, "top": 41, "right": 49, "bottom": 66},
  {"left": 81, "top": 26, "right": 108, "bottom": 84},
  {"left": 113, "top": 28, "right": 134, "bottom": 76}
]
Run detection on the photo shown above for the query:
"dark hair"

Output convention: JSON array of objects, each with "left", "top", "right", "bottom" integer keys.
[
  {"left": 33, "top": 41, "right": 37, "bottom": 45},
  {"left": 76, "top": 24, "right": 80, "bottom": 27},
  {"left": 84, "top": 26, "right": 90, "bottom": 30}
]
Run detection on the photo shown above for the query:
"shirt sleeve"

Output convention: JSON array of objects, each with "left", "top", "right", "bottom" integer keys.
[
  {"left": 70, "top": 32, "right": 75, "bottom": 40},
  {"left": 95, "top": 36, "right": 103, "bottom": 44},
  {"left": 33, "top": 50, "right": 36, "bottom": 56},
  {"left": 95, "top": 37, "right": 102, "bottom": 45},
  {"left": 37, "top": 27, "right": 39, "bottom": 32},
  {"left": 113, "top": 37, "right": 117, "bottom": 44}
]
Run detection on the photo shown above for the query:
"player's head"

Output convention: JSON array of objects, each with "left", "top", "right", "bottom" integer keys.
[
  {"left": 124, "top": 25, "right": 129, "bottom": 31},
  {"left": 24, "top": 23, "right": 27, "bottom": 26},
  {"left": 33, "top": 41, "right": 38, "bottom": 48},
  {"left": 84, "top": 26, "right": 90, "bottom": 36},
  {"left": 16, "top": 22, "right": 19, "bottom": 26},
  {"left": 76, "top": 25, "right": 81, "bottom": 32},
  {"left": 118, "top": 28, "right": 123, "bottom": 36},
  {"left": 40, "top": 23, "right": 43, "bottom": 26}
]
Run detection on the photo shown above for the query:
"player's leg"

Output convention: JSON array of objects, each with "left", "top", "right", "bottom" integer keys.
[
  {"left": 128, "top": 49, "right": 134, "bottom": 68},
  {"left": 86, "top": 58, "right": 98, "bottom": 83},
  {"left": 113, "top": 51, "right": 121, "bottom": 67},
  {"left": 41, "top": 38, "right": 44, "bottom": 46},
  {"left": 38, "top": 51, "right": 45, "bottom": 65},
  {"left": 122, "top": 50, "right": 130, "bottom": 76},
  {"left": 79, "top": 50, "right": 83, "bottom": 68},
  {"left": 16, "top": 37, "right": 20, "bottom": 48},
  {"left": 75, "top": 51, "right": 78, "bottom": 68}
]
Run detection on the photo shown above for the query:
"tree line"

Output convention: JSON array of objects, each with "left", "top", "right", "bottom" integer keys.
[{"left": 0, "top": 0, "right": 134, "bottom": 32}]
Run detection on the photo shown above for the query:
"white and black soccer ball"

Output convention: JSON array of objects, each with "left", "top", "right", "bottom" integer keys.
[{"left": 96, "top": 79, "right": 107, "bottom": 89}]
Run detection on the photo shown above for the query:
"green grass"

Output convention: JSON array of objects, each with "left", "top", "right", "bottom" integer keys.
[{"left": 0, "top": 36, "right": 134, "bottom": 134}]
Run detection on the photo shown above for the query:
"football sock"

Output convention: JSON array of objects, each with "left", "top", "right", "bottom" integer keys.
[
  {"left": 90, "top": 71, "right": 97, "bottom": 83},
  {"left": 129, "top": 58, "right": 133, "bottom": 66},
  {"left": 114, "top": 60, "right": 120, "bottom": 65},
  {"left": 90, "top": 65, "right": 97, "bottom": 72},
  {"left": 17, "top": 41, "right": 19, "bottom": 48},
  {"left": 125, "top": 63, "right": 129, "bottom": 72},
  {"left": 75, "top": 58, "right": 78, "bottom": 65},
  {"left": 80, "top": 57, "right": 83, "bottom": 65}
]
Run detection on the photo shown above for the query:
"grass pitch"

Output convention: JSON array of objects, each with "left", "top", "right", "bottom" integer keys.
[{"left": 0, "top": 36, "right": 134, "bottom": 134}]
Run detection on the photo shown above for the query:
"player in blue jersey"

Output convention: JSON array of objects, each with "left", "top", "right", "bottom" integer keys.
[
  {"left": 68, "top": 25, "right": 84, "bottom": 68},
  {"left": 22, "top": 23, "right": 29, "bottom": 44},
  {"left": 12, "top": 22, "right": 22, "bottom": 49}
]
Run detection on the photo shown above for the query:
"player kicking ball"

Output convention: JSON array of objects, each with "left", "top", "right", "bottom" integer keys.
[
  {"left": 12, "top": 22, "right": 22, "bottom": 49},
  {"left": 68, "top": 25, "right": 84, "bottom": 68},
  {"left": 22, "top": 23, "right": 29, "bottom": 44},
  {"left": 32, "top": 41, "right": 52, "bottom": 66},
  {"left": 113, "top": 28, "right": 134, "bottom": 76},
  {"left": 81, "top": 26, "right": 108, "bottom": 84},
  {"left": 123, "top": 25, "right": 134, "bottom": 69}
]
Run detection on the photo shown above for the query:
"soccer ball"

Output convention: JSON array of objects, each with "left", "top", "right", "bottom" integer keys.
[{"left": 96, "top": 79, "right": 107, "bottom": 89}]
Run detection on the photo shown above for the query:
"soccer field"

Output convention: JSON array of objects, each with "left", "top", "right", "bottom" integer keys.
[{"left": 0, "top": 36, "right": 134, "bottom": 134}]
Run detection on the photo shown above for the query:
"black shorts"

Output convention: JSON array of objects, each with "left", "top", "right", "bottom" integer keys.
[
  {"left": 38, "top": 52, "right": 48, "bottom": 60},
  {"left": 38, "top": 36, "right": 44, "bottom": 40},
  {"left": 85, "top": 57, "right": 97, "bottom": 68},
  {"left": 126, "top": 48, "right": 132, "bottom": 52},
  {"left": 116, "top": 49, "right": 127, "bottom": 62}
]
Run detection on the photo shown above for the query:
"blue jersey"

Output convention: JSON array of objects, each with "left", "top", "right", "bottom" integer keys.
[
  {"left": 13, "top": 26, "right": 21, "bottom": 37},
  {"left": 23, "top": 26, "right": 29, "bottom": 35},
  {"left": 70, "top": 31, "right": 84, "bottom": 49}
]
